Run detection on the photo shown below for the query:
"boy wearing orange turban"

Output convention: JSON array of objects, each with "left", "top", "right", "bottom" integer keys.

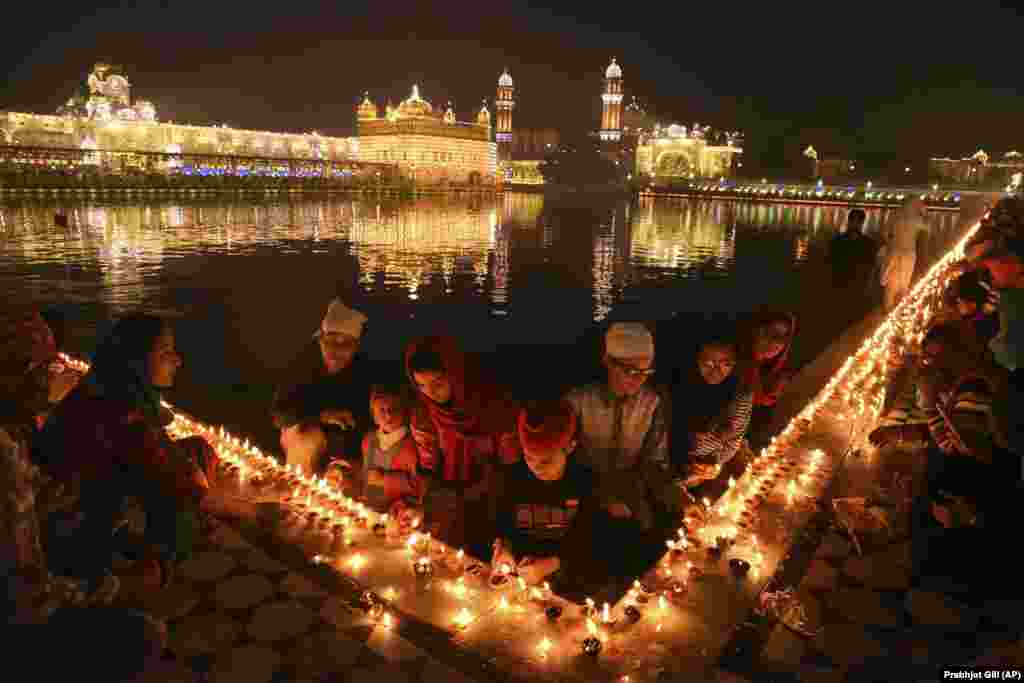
[{"left": 491, "top": 400, "right": 597, "bottom": 590}]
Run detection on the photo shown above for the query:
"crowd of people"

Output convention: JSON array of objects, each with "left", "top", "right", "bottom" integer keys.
[{"left": 3, "top": 196, "right": 1022, "bottom": 678}]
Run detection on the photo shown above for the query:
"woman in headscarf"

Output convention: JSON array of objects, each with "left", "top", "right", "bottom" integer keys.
[
  {"left": 1, "top": 311, "right": 168, "bottom": 680},
  {"left": 879, "top": 196, "right": 929, "bottom": 311},
  {"left": 40, "top": 314, "right": 229, "bottom": 589},
  {"left": 404, "top": 335, "right": 520, "bottom": 555},
  {"left": 738, "top": 311, "right": 797, "bottom": 447},
  {"left": 672, "top": 329, "right": 755, "bottom": 488}
]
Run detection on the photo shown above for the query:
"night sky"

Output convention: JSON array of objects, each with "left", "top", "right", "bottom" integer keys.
[{"left": 2, "top": 0, "right": 1022, "bottom": 174}]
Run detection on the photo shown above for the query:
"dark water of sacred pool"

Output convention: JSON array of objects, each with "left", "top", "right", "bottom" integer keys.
[{"left": 0, "top": 192, "right": 959, "bottom": 453}]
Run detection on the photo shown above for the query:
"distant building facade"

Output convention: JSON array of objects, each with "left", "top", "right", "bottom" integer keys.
[
  {"left": 930, "top": 150, "right": 1024, "bottom": 189},
  {"left": 634, "top": 124, "right": 743, "bottom": 181},
  {"left": 355, "top": 85, "right": 497, "bottom": 185},
  {"left": 0, "top": 63, "right": 357, "bottom": 170}
]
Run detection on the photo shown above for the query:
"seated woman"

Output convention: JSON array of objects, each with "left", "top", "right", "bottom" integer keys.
[
  {"left": 39, "top": 314, "right": 238, "bottom": 589},
  {"left": 347, "top": 384, "right": 424, "bottom": 518},
  {"left": 738, "top": 312, "right": 797, "bottom": 448},
  {"left": 272, "top": 297, "right": 372, "bottom": 476},
  {"left": 869, "top": 323, "right": 1015, "bottom": 598},
  {"left": 672, "top": 331, "right": 755, "bottom": 491},
  {"left": 405, "top": 335, "right": 520, "bottom": 556},
  {"left": 1, "top": 311, "right": 166, "bottom": 680}
]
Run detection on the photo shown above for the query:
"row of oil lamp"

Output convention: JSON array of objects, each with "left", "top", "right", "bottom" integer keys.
[{"left": 53, "top": 220, "right": 978, "bottom": 671}]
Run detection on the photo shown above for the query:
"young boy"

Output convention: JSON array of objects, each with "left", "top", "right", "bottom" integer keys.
[
  {"left": 491, "top": 400, "right": 597, "bottom": 592},
  {"left": 351, "top": 385, "right": 423, "bottom": 518}
]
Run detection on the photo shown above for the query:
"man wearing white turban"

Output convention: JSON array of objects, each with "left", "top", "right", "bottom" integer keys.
[
  {"left": 879, "top": 196, "right": 929, "bottom": 311},
  {"left": 272, "top": 298, "right": 373, "bottom": 477},
  {"left": 563, "top": 322, "right": 680, "bottom": 580}
]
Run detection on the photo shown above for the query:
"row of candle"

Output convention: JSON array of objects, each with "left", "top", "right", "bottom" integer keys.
[{"left": 53, "top": 219, "right": 979, "bottom": 674}]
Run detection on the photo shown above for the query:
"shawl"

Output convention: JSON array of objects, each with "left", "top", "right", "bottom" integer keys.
[
  {"left": 739, "top": 312, "right": 797, "bottom": 407},
  {"left": 404, "top": 335, "right": 519, "bottom": 482}
]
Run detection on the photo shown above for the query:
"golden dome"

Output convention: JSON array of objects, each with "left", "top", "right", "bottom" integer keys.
[
  {"left": 397, "top": 84, "right": 435, "bottom": 118},
  {"left": 357, "top": 93, "right": 378, "bottom": 120},
  {"left": 476, "top": 100, "right": 490, "bottom": 126}
]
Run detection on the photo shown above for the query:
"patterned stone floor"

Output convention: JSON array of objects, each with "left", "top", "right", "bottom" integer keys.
[
  {"left": 114, "top": 508, "right": 754, "bottom": 683},
  {"left": 757, "top": 440, "right": 1024, "bottom": 683}
]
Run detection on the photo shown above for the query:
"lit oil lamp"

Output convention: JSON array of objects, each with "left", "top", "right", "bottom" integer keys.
[
  {"left": 412, "top": 556, "right": 433, "bottom": 579},
  {"left": 348, "top": 553, "right": 367, "bottom": 571},
  {"left": 536, "top": 637, "right": 552, "bottom": 659},
  {"left": 582, "top": 618, "right": 602, "bottom": 657},
  {"left": 452, "top": 607, "right": 473, "bottom": 630}
]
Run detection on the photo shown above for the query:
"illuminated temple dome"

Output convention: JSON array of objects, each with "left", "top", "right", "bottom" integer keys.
[
  {"left": 498, "top": 69, "right": 513, "bottom": 88},
  {"left": 397, "top": 85, "right": 436, "bottom": 118},
  {"left": 476, "top": 100, "right": 491, "bottom": 126},
  {"left": 357, "top": 93, "right": 378, "bottom": 121},
  {"left": 605, "top": 58, "right": 622, "bottom": 79}
]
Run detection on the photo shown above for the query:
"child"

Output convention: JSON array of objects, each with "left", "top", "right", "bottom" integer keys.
[
  {"left": 352, "top": 385, "right": 423, "bottom": 518},
  {"left": 491, "top": 400, "right": 598, "bottom": 593}
]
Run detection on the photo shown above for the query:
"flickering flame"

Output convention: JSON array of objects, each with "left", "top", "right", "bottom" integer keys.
[
  {"left": 517, "top": 577, "right": 526, "bottom": 591},
  {"left": 499, "top": 563, "right": 512, "bottom": 575},
  {"left": 586, "top": 597, "right": 595, "bottom": 610},
  {"left": 728, "top": 476, "right": 736, "bottom": 489},
  {"left": 658, "top": 595, "right": 667, "bottom": 611},
  {"left": 456, "top": 549, "right": 464, "bottom": 561},
  {"left": 586, "top": 618, "right": 599, "bottom": 636},
  {"left": 537, "top": 637, "right": 552, "bottom": 656},
  {"left": 349, "top": 554, "right": 366, "bottom": 570},
  {"left": 498, "top": 595, "right": 509, "bottom": 610},
  {"left": 382, "top": 612, "right": 393, "bottom": 629},
  {"left": 602, "top": 602, "right": 612, "bottom": 623},
  {"left": 383, "top": 587, "right": 397, "bottom": 601},
  {"left": 453, "top": 607, "right": 473, "bottom": 629},
  {"left": 702, "top": 497, "right": 711, "bottom": 509}
]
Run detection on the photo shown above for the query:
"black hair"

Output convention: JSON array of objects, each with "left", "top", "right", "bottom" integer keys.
[
  {"left": 847, "top": 208, "right": 866, "bottom": 225},
  {"left": 950, "top": 271, "right": 988, "bottom": 307},
  {"left": 407, "top": 347, "right": 446, "bottom": 376},
  {"left": 922, "top": 322, "right": 972, "bottom": 355},
  {"left": 369, "top": 382, "right": 410, "bottom": 412}
]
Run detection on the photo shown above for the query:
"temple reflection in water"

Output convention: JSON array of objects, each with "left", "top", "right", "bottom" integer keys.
[{"left": 0, "top": 193, "right": 958, "bottom": 334}]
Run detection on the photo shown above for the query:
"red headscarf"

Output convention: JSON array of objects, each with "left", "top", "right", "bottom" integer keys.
[
  {"left": 740, "top": 311, "right": 797, "bottom": 407},
  {"left": 404, "top": 335, "right": 520, "bottom": 482}
]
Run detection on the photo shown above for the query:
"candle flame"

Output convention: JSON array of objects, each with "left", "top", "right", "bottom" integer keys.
[
  {"left": 702, "top": 497, "right": 711, "bottom": 508},
  {"left": 498, "top": 595, "right": 509, "bottom": 610},
  {"left": 585, "top": 597, "right": 595, "bottom": 609},
  {"left": 586, "top": 618, "right": 598, "bottom": 636},
  {"left": 349, "top": 554, "right": 366, "bottom": 570},
  {"left": 453, "top": 607, "right": 473, "bottom": 628},
  {"left": 659, "top": 595, "right": 667, "bottom": 610},
  {"left": 537, "top": 637, "right": 552, "bottom": 655},
  {"left": 383, "top": 587, "right": 396, "bottom": 601},
  {"left": 602, "top": 602, "right": 611, "bottom": 623},
  {"left": 456, "top": 549, "right": 464, "bottom": 560},
  {"left": 728, "top": 476, "right": 736, "bottom": 488},
  {"left": 382, "top": 612, "right": 393, "bottom": 629}
]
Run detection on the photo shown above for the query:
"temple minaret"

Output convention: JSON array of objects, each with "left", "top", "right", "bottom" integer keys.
[
  {"left": 496, "top": 69, "right": 514, "bottom": 159},
  {"left": 600, "top": 58, "right": 623, "bottom": 142}
]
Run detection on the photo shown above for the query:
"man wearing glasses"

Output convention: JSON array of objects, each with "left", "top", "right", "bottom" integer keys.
[{"left": 564, "top": 323, "right": 679, "bottom": 581}]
